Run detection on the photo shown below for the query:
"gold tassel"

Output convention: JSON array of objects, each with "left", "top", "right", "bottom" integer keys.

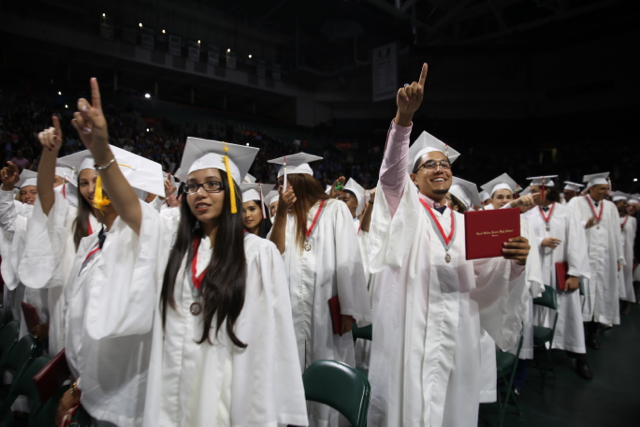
[
  {"left": 223, "top": 142, "right": 237, "bottom": 214},
  {"left": 93, "top": 175, "right": 111, "bottom": 210}
]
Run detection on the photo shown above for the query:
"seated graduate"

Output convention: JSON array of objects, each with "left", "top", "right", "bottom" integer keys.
[
  {"left": 77, "top": 79, "right": 307, "bottom": 427},
  {"left": 240, "top": 182, "right": 274, "bottom": 238}
]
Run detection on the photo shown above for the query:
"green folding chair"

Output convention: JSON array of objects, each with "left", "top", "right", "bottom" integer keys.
[
  {"left": 303, "top": 360, "right": 371, "bottom": 427},
  {"left": 0, "top": 355, "right": 51, "bottom": 425},
  {"left": 496, "top": 330, "right": 524, "bottom": 427},
  {"left": 351, "top": 323, "right": 372, "bottom": 341},
  {"left": 0, "top": 321, "right": 19, "bottom": 363},
  {"left": 30, "top": 385, "right": 68, "bottom": 427},
  {"left": 531, "top": 285, "right": 559, "bottom": 388},
  {"left": 0, "top": 310, "right": 13, "bottom": 331},
  {"left": 0, "top": 334, "right": 41, "bottom": 418}
]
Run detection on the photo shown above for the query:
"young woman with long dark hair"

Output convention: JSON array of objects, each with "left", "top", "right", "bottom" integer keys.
[
  {"left": 268, "top": 153, "right": 371, "bottom": 427},
  {"left": 79, "top": 80, "right": 307, "bottom": 426},
  {"left": 240, "top": 183, "right": 274, "bottom": 238}
]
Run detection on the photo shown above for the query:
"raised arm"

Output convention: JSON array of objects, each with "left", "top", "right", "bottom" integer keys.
[
  {"left": 37, "top": 116, "right": 63, "bottom": 215},
  {"left": 0, "top": 162, "right": 20, "bottom": 232},
  {"left": 379, "top": 63, "right": 427, "bottom": 218},
  {"left": 71, "top": 78, "right": 142, "bottom": 234},
  {"left": 269, "top": 185, "right": 296, "bottom": 254},
  {"left": 360, "top": 188, "right": 375, "bottom": 233}
]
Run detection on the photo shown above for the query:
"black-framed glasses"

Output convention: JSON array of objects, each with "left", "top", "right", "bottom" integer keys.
[
  {"left": 183, "top": 181, "right": 225, "bottom": 194},
  {"left": 417, "top": 159, "right": 451, "bottom": 171}
]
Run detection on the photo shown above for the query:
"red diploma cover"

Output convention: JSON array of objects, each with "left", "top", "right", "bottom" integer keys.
[
  {"left": 555, "top": 262, "right": 569, "bottom": 291},
  {"left": 464, "top": 208, "right": 521, "bottom": 260},
  {"left": 328, "top": 296, "right": 342, "bottom": 335},
  {"left": 33, "top": 349, "right": 71, "bottom": 403},
  {"left": 20, "top": 302, "right": 40, "bottom": 334}
]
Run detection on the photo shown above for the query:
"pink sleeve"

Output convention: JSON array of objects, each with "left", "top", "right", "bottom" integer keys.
[
  {"left": 509, "top": 261, "right": 525, "bottom": 280},
  {"left": 379, "top": 119, "right": 413, "bottom": 218}
]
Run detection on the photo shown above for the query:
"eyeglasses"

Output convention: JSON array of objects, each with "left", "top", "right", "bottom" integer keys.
[
  {"left": 416, "top": 159, "right": 452, "bottom": 171},
  {"left": 183, "top": 181, "right": 225, "bottom": 194}
]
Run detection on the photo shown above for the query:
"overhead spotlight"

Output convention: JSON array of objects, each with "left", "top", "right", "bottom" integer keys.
[
  {"left": 65, "top": 104, "right": 68, "bottom": 109},
  {"left": 634, "top": 178, "right": 638, "bottom": 182},
  {"left": 139, "top": 23, "right": 143, "bottom": 28},
  {"left": 197, "top": 40, "right": 201, "bottom": 44},
  {"left": 102, "top": 13, "right": 106, "bottom": 18},
  {"left": 162, "top": 29, "right": 166, "bottom": 34},
  {"left": 227, "top": 48, "right": 231, "bottom": 53},
  {"left": 58, "top": 91, "right": 62, "bottom": 95},
  {"left": 145, "top": 93, "right": 151, "bottom": 99},
  {"left": 248, "top": 54, "right": 252, "bottom": 59},
  {"left": 246, "top": 143, "right": 250, "bottom": 146},
  {"left": 146, "top": 128, "right": 150, "bottom": 132}
]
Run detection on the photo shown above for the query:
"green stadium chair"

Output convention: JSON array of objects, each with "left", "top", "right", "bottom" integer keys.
[
  {"left": 531, "top": 285, "right": 559, "bottom": 388},
  {"left": 496, "top": 330, "right": 524, "bottom": 427}
]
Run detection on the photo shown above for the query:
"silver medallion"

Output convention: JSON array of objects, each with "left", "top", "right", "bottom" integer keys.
[
  {"left": 190, "top": 302, "right": 202, "bottom": 316},
  {"left": 445, "top": 253, "right": 451, "bottom": 263},
  {"left": 304, "top": 242, "right": 312, "bottom": 251},
  {"left": 546, "top": 226, "right": 550, "bottom": 232}
]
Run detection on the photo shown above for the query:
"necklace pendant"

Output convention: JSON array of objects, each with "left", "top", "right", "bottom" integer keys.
[
  {"left": 304, "top": 242, "right": 312, "bottom": 251},
  {"left": 190, "top": 302, "right": 202, "bottom": 316},
  {"left": 445, "top": 253, "right": 451, "bottom": 263},
  {"left": 545, "top": 226, "right": 551, "bottom": 232}
]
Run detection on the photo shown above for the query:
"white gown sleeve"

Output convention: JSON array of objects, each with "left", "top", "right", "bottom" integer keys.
[
  {"left": 230, "top": 238, "right": 309, "bottom": 427},
  {"left": 19, "top": 191, "right": 75, "bottom": 289},
  {"left": 85, "top": 201, "right": 179, "bottom": 339},
  {"left": 333, "top": 202, "right": 372, "bottom": 326},
  {"left": 566, "top": 208, "right": 591, "bottom": 280},
  {"left": 0, "top": 190, "right": 18, "bottom": 233}
]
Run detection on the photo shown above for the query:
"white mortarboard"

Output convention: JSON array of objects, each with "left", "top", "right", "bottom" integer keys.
[
  {"left": 519, "top": 186, "right": 532, "bottom": 196},
  {"left": 243, "top": 173, "right": 257, "bottom": 184},
  {"left": 612, "top": 191, "right": 629, "bottom": 202},
  {"left": 343, "top": 178, "right": 366, "bottom": 216},
  {"left": 563, "top": 181, "right": 584, "bottom": 192},
  {"left": 448, "top": 177, "right": 481, "bottom": 210},
  {"left": 265, "top": 190, "right": 279, "bottom": 206},
  {"left": 17, "top": 170, "right": 37, "bottom": 188},
  {"left": 479, "top": 190, "right": 490, "bottom": 203},
  {"left": 526, "top": 175, "right": 558, "bottom": 187},
  {"left": 629, "top": 194, "right": 640, "bottom": 205},
  {"left": 55, "top": 166, "right": 73, "bottom": 180},
  {"left": 57, "top": 147, "right": 165, "bottom": 196},
  {"left": 268, "top": 152, "right": 323, "bottom": 178},
  {"left": 407, "top": 131, "right": 461, "bottom": 174},
  {"left": 241, "top": 183, "right": 275, "bottom": 219},
  {"left": 583, "top": 172, "right": 610, "bottom": 189},
  {"left": 176, "top": 138, "right": 259, "bottom": 186},
  {"left": 481, "top": 173, "right": 518, "bottom": 197}
]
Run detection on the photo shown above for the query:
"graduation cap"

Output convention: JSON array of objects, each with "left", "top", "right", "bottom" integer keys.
[
  {"left": 583, "top": 172, "right": 610, "bottom": 189},
  {"left": 563, "top": 181, "right": 584, "bottom": 192},
  {"left": 612, "top": 191, "right": 629, "bottom": 202},
  {"left": 17, "top": 170, "right": 37, "bottom": 188},
  {"left": 58, "top": 147, "right": 165, "bottom": 197},
  {"left": 526, "top": 175, "right": 558, "bottom": 187},
  {"left": 479, "top": 190, "right": 491, "bottom": 203},
  {"left": 407, "top": 131, "right": 461, "bottom": 174},
  {"left": 343, "top": 178, "right": 366, "bottom": 216},
  {"left": 268, "top": 152, "right": 322, "bottom": 190},
  {"left": 243, "top": 173, "right": 257, "bottom": 184},
  {"left": 325, "top": 185, "right": 332, "bottom": 195},
  {"left": 265, "top": 190, "right": 279, "bottom": 206},
  {"left": 449, "top": 177, "right": 481, "bottom": 210},
  {"left": 241, "top": 183, "right": 275, "bottom": 219},
  {"left": 55, "top": 166, "right": 74, "bottom": 181},
  {"left": 177, "top": 138, "right": 259, "bottom": 214},
  {"left": 481, "top": 173, "right": 518, "bottom": 197},
  {"left": 629, "top": 194, "right": 640, "bottom": 205}
]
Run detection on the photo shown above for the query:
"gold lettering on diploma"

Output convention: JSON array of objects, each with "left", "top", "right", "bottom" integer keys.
[{"left": 476, "top": 229, "right": 514, "bottom": 237}]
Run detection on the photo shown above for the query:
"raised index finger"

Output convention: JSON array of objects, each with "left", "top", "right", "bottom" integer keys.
[
  {"left": 52, "top": 116, "right": 62, "bottom": 135},
  {"left": 418, "top": 63, "right": 428, "bottom": 87},
  {"left": 90, "top": 78, "right": 102, "bottom": 111}
]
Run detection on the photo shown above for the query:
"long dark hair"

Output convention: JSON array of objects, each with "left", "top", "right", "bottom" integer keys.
[
  {"left": 160, "top": 171, "right": 248, "bottom": 348},
  {"left": 546, "top": 187, "right": 561, "bottom": 203},
  {"left": 72, "top": 185, "right": 93, "bottom": 250},
  {"left": 288, "top": 174, "right": 330, "bottom": 250}
]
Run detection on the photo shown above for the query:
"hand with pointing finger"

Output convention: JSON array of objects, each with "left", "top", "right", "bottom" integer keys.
[
  {"left": 38, "top": 116, "right": 63, "bottom": 153},
  {"left": 71, "top": 78, "right": 111, "bottom": 165},
  {"left": 395, "top": 63, "right": 428, "bottom": 127}
]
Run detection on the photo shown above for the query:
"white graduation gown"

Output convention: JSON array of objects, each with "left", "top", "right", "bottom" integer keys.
[
  {"left": 568, "top": 196, "right": 624, "bottom": 324},
  {"left": 367, "top": 180, "right": 531, "bottom": 427},
  {"left": 85, "top": 202, "right": 308, "bottom": 427},
  {"left": 0, "top": 191, "right": 49, "bottom": 339},
  {"left": 19, "top": 191, "right": 99, "bottom": 355},
  {"left": 274, "top": 198, "right": 371, "bottom": 427},
  {"left": 523, "top": 203, "right": 591, "bottom": 353},
  {"left": 618, "top": 215, "right": 636, "bottom": 302}
]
